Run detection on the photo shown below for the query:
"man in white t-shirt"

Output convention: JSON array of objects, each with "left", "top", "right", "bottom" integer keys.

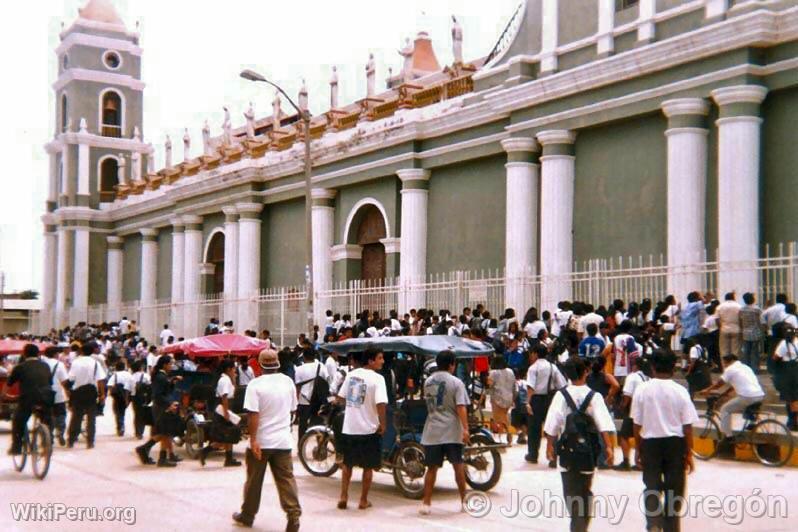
[
  {"left": 700, "top": 353, "right": 765, "bottom": 440},
  {"left": 632, "top": 351, "right": 698, "bottom": 532},
  {"left": 544, "top": 357, "right": 614, "bottom": 532},
  {"left": 615, "top": 357, "right": 650, "bottom": 471},
  {"left": 578, "top": 306, "right": 603, "bottom": 340},
  {"left": 233, "top": 349, "right": 301, "bottom": 531},
  {"left": 335, "top": 347, "right": 387, "bottom": 511},
  {"left": 159, "top": 324, "right": 174, "bottom": 346},
  {"left": 717, "top": 293, "right": 742, "bottom": 357},
  {"left": 294, "top": 349, "right": 329, "bottom": 441}
]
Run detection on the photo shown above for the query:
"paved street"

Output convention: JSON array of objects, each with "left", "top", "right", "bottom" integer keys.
[{"left": 1, "top": 414, "right": 796, "bottom": 532}]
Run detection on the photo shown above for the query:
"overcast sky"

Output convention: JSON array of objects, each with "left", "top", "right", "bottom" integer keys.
[{"left": 0, "top": 0, "right": 518, "bottom": 293}]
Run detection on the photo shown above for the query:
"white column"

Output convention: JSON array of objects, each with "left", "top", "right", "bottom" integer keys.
[
  {"left": 662, "top": 98, "right": 710, "bottom": 299},
  {"left": 41, "top": 217, "right": 58, "bottom": 330},
  {"left": 55, "top": 227, "right": 71, "bottom": 325},
  {"left": 398, "top": 169, "right": 431, "bottom": 313},
  {"left": 170, "top": 219, "right": 185, "bottom": 332},
  {"left": 106, "top": 236, "right": 124, "bottom": 320},
  {"left": 705, "top": 0, "right": 729, "bottom": 20},
  {"left": 73, "top": 228, "right": 90, "bottom": 321},
  {"left": 711, "top": 85, "right": 768, "bottom": 295},
  {"left": 540, "top": 0, "right": 559, "bottom": 74},
  {"left": 222, "top": 206, "right": 239, "bottom": 323},
  {"left": 140, "top": 228, "right": 158, "bottom": 341},
  {"left": 638, "top": 0, "right": 656, "bottom": 43},
  {"left": 183, "top": 215, "right": 203, "bottom": 337},
  {"left": 538, "top": 130, "right": 576, "bottom": 314},
  {"left": 236, "top": 203, "right": 264, "bottom": 332},
  {"left": 501, "top": 138, "right": 540, "bottom": 315},
  {"left": 597, "top": 0, "right": 615, "bottom": 56},
  {"left": 78, "top": 141, "right": 90, "bottom": 197},
  {"left": 46, "top": 152, "right": 58, "bottom": 206},
  {"left": 311, "top": 189, "right": 337, "bottom": 326}
]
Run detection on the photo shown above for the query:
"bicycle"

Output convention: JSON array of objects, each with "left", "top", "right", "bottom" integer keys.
[
  {"left": 12, "top": 405, "right": 53, "bottom": 480},
  {"left": 693, "top": 395, "right": 794, "bottom": 467}
]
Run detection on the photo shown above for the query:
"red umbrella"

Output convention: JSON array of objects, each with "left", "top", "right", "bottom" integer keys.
[{"left": 161, "top": 334, "right": 269, "bottom": 358}]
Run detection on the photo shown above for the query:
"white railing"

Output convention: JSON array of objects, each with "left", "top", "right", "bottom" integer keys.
[{"left": 32, "top": 243, "right": 798, "bottom": 343}]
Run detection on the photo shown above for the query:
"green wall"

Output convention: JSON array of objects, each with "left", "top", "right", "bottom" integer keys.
[
  {"left": 762, "top": 87, "right": 798, "bottom": 249},
  {"left": 122, "top": 233, "right": 142, "bottom": 302},
  {"left": 559, "top": 0, "right": 597, "bottom": 46},
  {"left": 157, "top": 229, "right": 173, "bottom": 301},
  {"left": 573, "top": 113, "right": 668, "bottom": 263},
  {"left": 426, "top": 155, "right": 505, "bottom": 275},
  {"left": 262, "top": 200, "right": 305, "bottom": 288},
  {"left": 705, "top": 106, "right": 719, "bottom": 258},
  {"left": 88, "top": 232, "right": 107, "bottom": 305}
]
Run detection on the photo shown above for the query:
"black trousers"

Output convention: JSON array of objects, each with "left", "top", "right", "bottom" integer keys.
[
  {"left": 112, "top": 396, "right": 127, "bottom": 434},
  {"left": 641, "top": 437, "right": 687, "bottom": 532},
  {"left": 527, "top": 394, "right": 550, "bottom": 460},
  {"left": 297, "top": 405, "right": 314, "bottom": 442},
  {"left": 132, "top": 401, "right": 147, "bottom": 438},
  {"left": 51, "top": 402, "right": 66, "bottom": 438},
  {"left": 561, "top": 470, "right": 593, "bottom": 532},
  {"left": 12, "top": 401, "right": 52, "bottom": 451},
  {"left": 68, "top": 398, "right": 97, "bottom": 445}
]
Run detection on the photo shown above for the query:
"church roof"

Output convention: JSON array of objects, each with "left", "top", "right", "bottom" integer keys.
[
  {"left": 412, "top": 31, "right": 441, "bottom": 73},
  {"left": 78, "top": 0, "right": 124, "bottom": 26}
]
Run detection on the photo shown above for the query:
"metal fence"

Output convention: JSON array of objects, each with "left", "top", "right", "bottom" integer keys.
[{"left": 30, "top": 243, "right": 798, "bottom": 345}]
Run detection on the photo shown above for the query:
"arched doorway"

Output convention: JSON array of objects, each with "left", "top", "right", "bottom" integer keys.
[
  {"left": 354, "top": 205, "right": 386, "bottom": 281},
  {"left": 206, "top": 232, "right": 225, "bottom": 295},
  {"left": 99, "top": 157, "right": 119, "bottom": 203}
]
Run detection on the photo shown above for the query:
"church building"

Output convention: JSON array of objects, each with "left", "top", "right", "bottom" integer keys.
[{"left": 41, "top": 0, "right": 798, "bottom": 340}]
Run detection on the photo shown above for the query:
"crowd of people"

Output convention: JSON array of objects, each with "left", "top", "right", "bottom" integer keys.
[{"left": 2, "top": 289, "right": 798, "bottom": 531}]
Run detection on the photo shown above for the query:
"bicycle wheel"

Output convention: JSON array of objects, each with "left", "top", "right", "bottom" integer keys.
[
  {"left": 298, "top": 428, "right": 339, "bottom": 477},
  {"left": 750, "top": 418, "right": 794, "bottom": 468},
  {"left": 12, "top": 430, "right": 28, "bottom": 472},
  {"left": 30, "top": 424, "right": 52, "bottom": 480},
  {"left": 692, "top": 414, "right": 721, "bottom": 460}
]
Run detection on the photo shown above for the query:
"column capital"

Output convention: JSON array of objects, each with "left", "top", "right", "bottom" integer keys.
[
  {"left": 140, "top": 228, "right": 158, "bottom": 241},
  {"left": 312, "top": 188, "right": 337, "bottom": 209},
  {"left": 222, "top": 205, "right": 240, "bottom": 223},
  {"left": 501, "top": 137, "right": 539, "bottom": 154},
  {"left": 397, "top": 169, "right": 431, "bottom": 183},
  {"left": 182, "top": 214, "right": 203, "bottom": 231},
  {"left": 661, "top": 98, "right": 709, "bottom": 117},
  {"left": 41, "top": 213, "right": 58, "bottom": 226},
  {"left": 170, "top": 217, "right": 185, "bottom": 231},
  {"left": 107, "top": 235, "right": 124, "bottom": 249},
  {"left": 199, "top": 263, "right": 215, "bottom": 276},
  {"left": 235, "top": 202, "right": 264, "bottom": 220},
  {"left": 311, "top": 188, "right": 338, "bottom": 200},
  {"left": 331, "top": 244, "right": 363, "bottom": 262},
  {"left": 711, "top": 85, "right": 768, "bottom": 107},
  {"left": 537, "top": 130, "right": 576, "bottom": 146}
]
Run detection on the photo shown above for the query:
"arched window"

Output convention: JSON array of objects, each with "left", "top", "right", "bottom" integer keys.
[
  {"left": 206, "top": 232, "right": 226, "bottom": 295},
  {"left": 99, "top": 157, "right": 119, "bottom": 202},
  {"left": 61, "top": 95, "right": 68, "bottom": 133},
  {"left": 101, "top": 91, "right": 122, "bottom": 137}
]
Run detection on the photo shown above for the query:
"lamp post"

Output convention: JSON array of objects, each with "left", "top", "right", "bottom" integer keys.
[{"left": 240, "top": 69, "right": 315, "bottom": 337}]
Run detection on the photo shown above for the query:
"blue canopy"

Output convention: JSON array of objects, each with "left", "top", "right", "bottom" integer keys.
[{"left": 319, "top": 335, "right": 495, "bottom": 359}]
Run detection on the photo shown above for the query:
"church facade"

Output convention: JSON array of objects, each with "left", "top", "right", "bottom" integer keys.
[{"left": 41, "top": 0, "right": 798, "bottom": 340}]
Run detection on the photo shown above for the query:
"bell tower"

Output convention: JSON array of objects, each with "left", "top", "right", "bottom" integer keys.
[{"left": 43, "top": 0, "right": 150, "bottom": 327}]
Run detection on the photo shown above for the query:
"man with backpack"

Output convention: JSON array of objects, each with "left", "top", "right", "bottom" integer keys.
[
  {"left": 294, "top": 348, "right": 329, "bottom": 442},
  {"left": 544, "top": 356, "right": 615, "bottom": 532},
  {"left": 107, "top": 360, "right": 133, "bottom": 436},
  {"left": 67, "top": 342, "right": 107, "bottom": 449},
  {"left": 526, "top": 345, "right": 566, "bottom": 465},
  {"left": 633, "top": 350, "right": 698, "bottom": 532},
  {"left": 129, "top": 360, "right": 152, "bottom": 439}
]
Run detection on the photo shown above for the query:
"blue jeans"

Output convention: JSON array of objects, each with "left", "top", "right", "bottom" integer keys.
[{"left": 741, "top": 340, "right": 762, "bottom": 372}]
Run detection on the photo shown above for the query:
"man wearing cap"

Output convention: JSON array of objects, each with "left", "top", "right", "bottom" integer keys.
[{"left": 233, "top": 349, "right": 301, "bottom": 531}]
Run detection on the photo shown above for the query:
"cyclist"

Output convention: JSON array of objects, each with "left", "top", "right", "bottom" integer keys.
[
  {"left": 6, "top": 344, "right": 53, "bottom": 455},
  {"left": 699, "top": 353, "right": 765, "bottom": 447}
]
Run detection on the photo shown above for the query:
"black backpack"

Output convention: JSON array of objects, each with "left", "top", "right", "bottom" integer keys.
[
  {"left": 298, "top": 363, "right": 330, "bottom": 416},
  {"left": 110, "top": 374, "right": 127, "bottom": 402},
  {"left": 133, "top": 374, "right": 152, "bottom": 406},
  {"left": 555, "top": 389, "right": 601, "bottom": 472}
]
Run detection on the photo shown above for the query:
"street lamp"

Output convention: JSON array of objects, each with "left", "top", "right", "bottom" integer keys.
[{"left": 240, "top": 69, "right": 315, "bottom": 338}]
